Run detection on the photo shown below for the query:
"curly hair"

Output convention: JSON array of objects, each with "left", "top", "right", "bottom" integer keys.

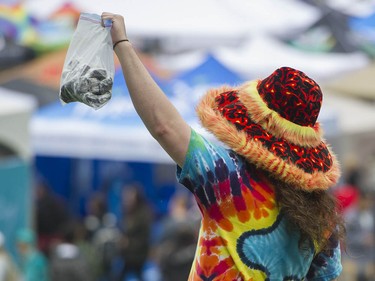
[{"left": 272, "top": 178, "right": 346, "bottom": 254}]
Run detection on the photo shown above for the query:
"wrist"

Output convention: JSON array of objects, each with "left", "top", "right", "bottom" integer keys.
[
  {"left": 113, "top": 39, "right": 129, "bottom": 50},
  {"left": 114, "top": 39, "right": 133, "bottom": 59}
]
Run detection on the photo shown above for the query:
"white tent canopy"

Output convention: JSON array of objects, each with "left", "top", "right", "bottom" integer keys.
[
  {"left": 152, "top": 35, "right": 370, "bottom": 82},
  {"left": 24, "top": 0, "right": 322, "bottom": 52},
  {"left": 30, "top": 96, "right": 210, "bottom": 163},
  {"left": 214, "top": 0, "right": 321, "bottom": 37},
  {"left": 0, "top": 88, "right": 37, "bottom": 160},
  {"left": 213, "top": 35, "right": 370, "bottom": 82},
  {"left": 21, "top": 0, "right": 373, "bottom": 163},
  {"left": 25, "top": 0, "right": 249, "bottom": 49},
  {"left": 30, "top": 53, "right": 346, "bottom": 164},
  {"left": 31, "top": 96, "right": 346, "bottom": 163},
  {"left": 321, "top": 88, "right": 375, "bottom": 136}
]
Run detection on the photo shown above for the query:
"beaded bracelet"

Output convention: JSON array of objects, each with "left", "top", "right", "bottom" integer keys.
[{"left": 113, "top": 39, "right": 129, "bottom": 50}]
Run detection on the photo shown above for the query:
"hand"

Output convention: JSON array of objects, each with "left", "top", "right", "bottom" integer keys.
[{"left": 101, "top": 12, "right": 128, "bottom": 46}]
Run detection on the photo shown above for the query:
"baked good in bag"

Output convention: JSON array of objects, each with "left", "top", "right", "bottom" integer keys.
[{"left": 60, "top": 60, "right": 113, "bottom": 109}]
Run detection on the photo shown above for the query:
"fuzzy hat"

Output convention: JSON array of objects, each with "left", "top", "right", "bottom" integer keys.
[{"left": 196, "top": 66, "right": 340, "bottom": 191}]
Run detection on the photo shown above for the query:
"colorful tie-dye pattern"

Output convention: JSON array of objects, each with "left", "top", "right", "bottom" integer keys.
[{"left": 177, "top": 130, "right": 342, "bottom": 281}]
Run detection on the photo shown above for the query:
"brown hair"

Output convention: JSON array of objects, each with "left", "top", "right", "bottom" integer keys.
[{"left": 273, "top": 179, "right": 346, "bottom": 254}]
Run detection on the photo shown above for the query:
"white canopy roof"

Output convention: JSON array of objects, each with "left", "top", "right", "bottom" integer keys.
[
  {"left": 24, "top": 0, "right": 321, "bottom": 52},
  {"left": 213, "top": 35, "right": 370, "bottom": 82},
  {"left": 321, "top": 88, "right": 375, "bottom": 136},
  {"left": 0, "top": 88, "right": 37, "bottom": 160}
]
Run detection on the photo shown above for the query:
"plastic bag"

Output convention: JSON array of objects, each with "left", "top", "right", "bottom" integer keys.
[{"left": 59, "top": 13, "right": 114, "bottom": 109}]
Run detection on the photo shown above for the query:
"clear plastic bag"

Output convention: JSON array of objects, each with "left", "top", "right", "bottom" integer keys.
[{"left": 59, "top": 13, "right": 114, "bottom": 109}]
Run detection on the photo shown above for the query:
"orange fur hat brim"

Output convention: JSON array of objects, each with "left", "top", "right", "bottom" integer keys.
[{"left": 196, "top": 84, "right": 340, "bottom": 191}]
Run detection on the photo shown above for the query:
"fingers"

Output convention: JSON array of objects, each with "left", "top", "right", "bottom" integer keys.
[
  {"left": 101, "top": 13, "right": 127, "bottom": 43},
  {"left": 101, "top": 12, "right": 114, "bottom": 27},
  {"left": 101, "top": 12, "right": 115, "bottom": 20},
  {"left": 101, "top": 13, "right": 125, "bottom": 28},
  {"left": 101, "top": 12, "right": 124, "bottom": 23}
]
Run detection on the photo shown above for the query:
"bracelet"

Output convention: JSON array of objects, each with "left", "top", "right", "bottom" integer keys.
[{"left": 113, "top": 39, "right": 129, "bottom": 50}]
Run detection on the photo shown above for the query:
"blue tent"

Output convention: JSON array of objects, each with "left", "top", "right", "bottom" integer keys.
[
  {"left": 33, "top": 54, "right": 244, "bottom": 161},
  {"left": 163, "top": 53, "right": 244, "bottom": 123},
  {"left": 32, "top": 67, "right": 175, "bottom": 215},
  {"left": 172, "top": 53, "right": 243, "bottom": 86},
  {"left": 36, "top": 67, "right": 166, "bottom": 128},
  {"left": 31, "top": 54, "right": 244, "bottom": 215}
]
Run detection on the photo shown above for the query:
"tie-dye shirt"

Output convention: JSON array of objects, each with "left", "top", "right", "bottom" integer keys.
[{"left": 177, "top": 130, "right": 342, "bottom": 281}]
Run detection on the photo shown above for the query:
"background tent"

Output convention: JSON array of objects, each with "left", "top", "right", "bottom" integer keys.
[
  {"left": 32, "top": 82, "right": 168, "bottom": 163},
  {"left": 213, "top": 35, "right": 370, "bottom": 82},
  {"left": 320, "top": 87, "right": 375, "bottom": 187},
  {"left": 0, "top": 49, "right": 66, "bottom": 107},
  {"left": 0, "top": 88, "right": 37, "bottom": 160},
  {"left": 324, "top": 62, "right": 375, "bottom": 101},
  {"left": 31, "top": 68, "right": 175, "bottom": 214},
  {"left": 25, "top": 0, "right": 250, "bottom": 53},
  {"left": 30, "top": 54, "right": 245, "bottom": 215},
  {"left": 31, "top": 54, "right": 244, "bottom": 162},
  {"left": 349, "top": 11, "right": 375, "bottom": 57},
  {"left": 285, "top": 0, "right": 360, "bottom": 53},
  {"left": 31, "top": 54, "right": 344, "bottom": 215},
  {"left": 216, "top": 0, "right": 321, "bottom": 37},
  {"left": 163, "top": 54, "right": 244, "bottom": 125}
]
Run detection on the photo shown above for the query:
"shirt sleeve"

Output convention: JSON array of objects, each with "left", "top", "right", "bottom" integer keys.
[
  {"left": 306, "top": 236, "right": 343, "bottom": 281},
  {"left": 176, "top": 129, "right": 234, "bottom": 210}
]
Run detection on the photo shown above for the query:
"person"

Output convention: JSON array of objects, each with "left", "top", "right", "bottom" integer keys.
[
  {"left": 0, "top": 232, "right": 20, "bottom": 281},
  {"left": 101, "top": 12, "right": 345, "bottom": 281},
  {"left": 35, "top": 180, "right": 71, "bottom": 257},
  {"left": 16, "top": 228, "right": 49, "bottom": 281},
  {"left": 116, "top": 183, "right": 152, "bottom": 281},
  {"left": 155, "top": 192, "right": 198, "bottom": 281},
  {"left": 84, "top": 191, "right": 110, "bottom": 241},
  {"left": 341, "top": 191, "right": 375, "bottom": 281},
  {"left": 49, "top": 221, "right": 93, "bottom": 281},
  {"left": 83, "top": 191, "right": 120, "bottom": 280}
]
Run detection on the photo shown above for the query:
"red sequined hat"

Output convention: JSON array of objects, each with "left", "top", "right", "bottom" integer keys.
[{"left": 196, "top": 67, "right": 340, "bottom": 191}]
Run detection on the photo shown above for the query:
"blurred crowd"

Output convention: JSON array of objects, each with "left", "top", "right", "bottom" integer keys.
[
  {"left": 334, "top": 158, "right": 375, "bottom": 281},
  {"left": 0, "top": 160, "right": 374, "bottom": 281},
  {"left": 0, "top": 180, "right": 201, "bottom": 281}
]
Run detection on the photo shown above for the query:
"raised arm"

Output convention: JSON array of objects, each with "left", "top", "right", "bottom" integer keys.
[{"left": 102, "top": 13, "right": 191, "bottom": 167}]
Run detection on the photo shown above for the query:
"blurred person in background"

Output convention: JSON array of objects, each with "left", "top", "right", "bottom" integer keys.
[
  {"left": 102, "top": 12, "right": 345, "bottom": 281},
  {"left": 155, "top": 192, "right": 197, "bottom": 281},
  {"left": 116, "top": 183, "right": 152, "bottom": 281},
  {"left": 84, "top": 191, "right": 119, "bottom": 280},
  {"left": 35, "top": 180, "right": 71, "bottom": 257},
  {"left": 16, "top": 228, "right": 49, "bottom": 281},
  {"left": 333, "top": 159, "right": 362, "bottom": 215},
  {"left": 0, "top": 232, "right": 20, "bottom": 281},
  {"left": 84, "top": 192, "right": 110, "bottom": 240},
  {"left": 71, "top": 219, "right": 103, "bottom": 281},
  {"left": 91, "top": 211, "right": 121, "bottom": 281},
  {"left": 157, "top": 192, "right": 198, "bottom": 242},
  {"left": 49, "top": 220, "right": 93, "bottom": 281},
  {"left": 341, "top": 191, "right": 375, "bottom": 281}
]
